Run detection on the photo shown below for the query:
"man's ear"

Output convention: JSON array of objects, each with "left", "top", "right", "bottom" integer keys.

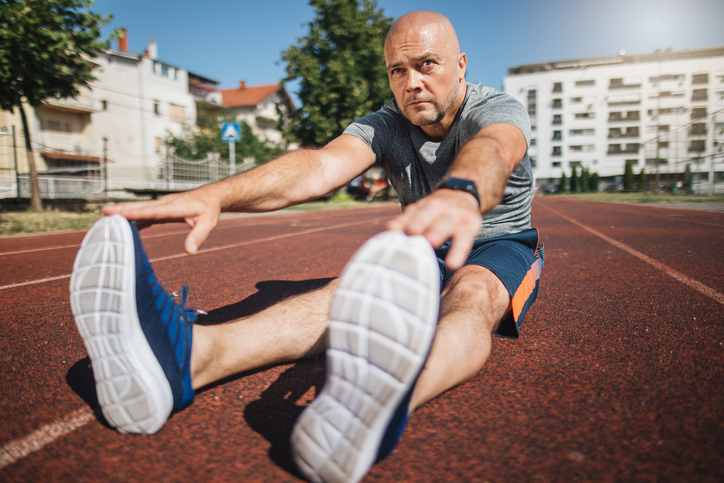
[{"left": 458, "top": 52, "right": 467, "bottom": 80}]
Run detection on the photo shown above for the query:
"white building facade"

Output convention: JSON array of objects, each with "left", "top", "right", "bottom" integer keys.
[{"left": 504, "top": 47, "right": 724, "bottom": 191}]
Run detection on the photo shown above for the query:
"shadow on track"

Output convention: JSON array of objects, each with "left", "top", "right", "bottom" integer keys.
[
  {"left": 197, "top": 278, "right": 336, "bottom": 326},
  {"left": 244, "top": 359, "right": 326, "bottom": 478}
]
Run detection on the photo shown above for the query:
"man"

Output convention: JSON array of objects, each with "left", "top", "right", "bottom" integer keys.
[{"left": 69, "top": 11, "right": 543, "bottom": 483}]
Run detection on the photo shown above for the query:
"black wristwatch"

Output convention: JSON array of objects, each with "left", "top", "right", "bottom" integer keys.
[{"left": 436, "top": 177, "right": 481, "bottom": 208}]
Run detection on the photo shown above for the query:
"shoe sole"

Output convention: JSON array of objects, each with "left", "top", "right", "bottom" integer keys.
[
  {"left": 291, "top": 231, "right": 440, "bottom": 483},
  {"left": 69, "top": 215, "right": 173, "bottom": 434}
]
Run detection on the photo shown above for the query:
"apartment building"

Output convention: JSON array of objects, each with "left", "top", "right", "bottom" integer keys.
[{"left": 504, "top": 47, "right": 724, "bottom": 190}]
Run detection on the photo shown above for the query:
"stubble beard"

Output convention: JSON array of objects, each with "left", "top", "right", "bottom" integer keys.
[{"left": 404, "top": 81, "right": 460, "bottom": 127}]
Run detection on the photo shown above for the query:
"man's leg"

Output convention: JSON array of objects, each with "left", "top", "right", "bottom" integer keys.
[
  {"left": 409, "top": 264, "right": 510, "bottom": 411},
  {"left": 190, "top": 281, "right": 337, "bottom": 389}
]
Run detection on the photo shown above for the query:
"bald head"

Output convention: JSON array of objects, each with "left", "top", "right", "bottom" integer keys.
[
  {"left": 383, "top": 11, "right": 467, "bottom": 137},
  {"left": 384, "top": 11, "right": 460, "bottom": 61}
]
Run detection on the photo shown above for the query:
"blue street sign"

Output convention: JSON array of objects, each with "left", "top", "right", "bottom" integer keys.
[{"left": 221, "top": 122, "right": 241, "bottom": 142}]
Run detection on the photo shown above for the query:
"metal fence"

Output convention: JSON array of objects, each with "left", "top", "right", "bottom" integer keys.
[{"left": 18, "top": 174, "right": 104, "bottom": 199}]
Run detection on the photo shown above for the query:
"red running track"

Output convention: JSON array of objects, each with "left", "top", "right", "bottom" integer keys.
[{"left": 1, "top": 198, "right": 722, "bottom": 482}]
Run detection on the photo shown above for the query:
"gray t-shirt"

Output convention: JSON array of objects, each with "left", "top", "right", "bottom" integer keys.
[{"left": 343, "top": 82, "right": 533, "bottom": 240}]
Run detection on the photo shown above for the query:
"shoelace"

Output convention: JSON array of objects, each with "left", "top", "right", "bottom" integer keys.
[{"left": 171, "top": 285, "right": 208, "bottom": 322}]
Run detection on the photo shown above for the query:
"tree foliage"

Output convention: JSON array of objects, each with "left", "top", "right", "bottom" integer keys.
[
  {"left": 559, "top": 171, "right": 567, "bottom": 193},
  {"left": 590, "top": 172, "right": 600, "bottom": 191},
  {"left": 281, "top": 0, "right": 394, "bottom": 146},
  {"left": 569, "top": 165, "right": 578, "bottom": 193},
  {"left": 580, "top": 167, "right": 590, "bottom": 193},
  {"left": 165, "top": 115, "right": 284, "bottom": 167},
  {"left": 0, "top": 0, "right": 112, "bottom": 110},
  {"left": 623, "top": 160, "right": 635, "bottom": 191},
  {"left": 0, "top": 0, "right": 112, "bottom": 210}
]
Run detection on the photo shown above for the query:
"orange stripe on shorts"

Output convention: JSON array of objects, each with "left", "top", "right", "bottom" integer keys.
[{"left": 512, "top": 257, "right": 543, "bottom": 321}]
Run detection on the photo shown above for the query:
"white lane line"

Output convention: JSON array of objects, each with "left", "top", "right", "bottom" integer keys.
[
  {"left": 0, "top": 408, "right": 94, "bottom": 469},
  {"left": 544, "top": 205, "right": 724, "bottom": 306},
  {"left": 0, "top": 217, "right": 386, "bottom": 291},
  {"left": 0, "top": 217, "right": 308, "bottom": 257}
]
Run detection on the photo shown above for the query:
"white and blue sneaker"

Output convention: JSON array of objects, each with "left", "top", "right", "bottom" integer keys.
[
  {"left": 70, "top": 215, "right": 203, "bottom": 434},
  {"left": 291, "top": 230, "right": 440, "bottom": 483}
]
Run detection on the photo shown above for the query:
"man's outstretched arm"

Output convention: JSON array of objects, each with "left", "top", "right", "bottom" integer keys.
[
  {"left": 387, "top": 122, "right": 527, "bottom": 270},
  {"left": 104, "top": 134, "right": 376, "bottom": 255}
]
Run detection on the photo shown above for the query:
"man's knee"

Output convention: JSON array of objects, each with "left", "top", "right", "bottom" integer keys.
[{"left": 440, "top": 265, "right": 510, "bottom": 330}]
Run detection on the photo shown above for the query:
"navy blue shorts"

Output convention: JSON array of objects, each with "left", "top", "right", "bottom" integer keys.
[{"left": 435, "top": 228, "right": 544, "bottom": 339}]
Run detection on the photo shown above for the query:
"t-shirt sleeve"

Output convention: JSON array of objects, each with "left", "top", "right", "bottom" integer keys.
[
  {"left": 342, "top": 104, "right": 396, "bottom": 164},
  {"left": 463, "top": 88, "right": 531, "bottom": 148}
]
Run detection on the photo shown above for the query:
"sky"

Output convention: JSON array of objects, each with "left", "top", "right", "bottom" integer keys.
[{"left": 93, "top": 0, "right": 724, "bottom": 103}]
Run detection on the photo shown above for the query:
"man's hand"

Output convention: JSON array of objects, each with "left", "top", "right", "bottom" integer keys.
[
  {"left": 102, "top": 187, "right": 221, "bottom": 255},
  {"left": 386, "top": 188, "right": 481, "bottom": 270}
]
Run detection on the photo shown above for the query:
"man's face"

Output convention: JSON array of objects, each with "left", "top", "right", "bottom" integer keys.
[{"left": 385, "top": 24, "right": 466, "bottom": 128}]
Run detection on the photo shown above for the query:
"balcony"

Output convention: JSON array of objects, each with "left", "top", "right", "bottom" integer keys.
[
  {"left": 608, "top": 94, "right": 641, "bottom": 106},
  {"left": 608, "top": 127, "right": 639, "bottom": 139},
  {"left": 608, "top": 112, "right": 640, "bottom": 122},
  {"left": 552, "top": 99, "right": 563, "bottom": 109},
  {"left": 689, "top": 124, "right": 707, "bottom": 137},
  {"left": 42, "top": 95, "right": 100, "bottom": 113},
  {"left": 608, "top": 144, "right": 640, "bottom": 155},
  {"left": 609, "top": 78, "right": 641, "bottom": 90},
  {"left": 689, "top": 140, "right": 706, "bottom": 153}
]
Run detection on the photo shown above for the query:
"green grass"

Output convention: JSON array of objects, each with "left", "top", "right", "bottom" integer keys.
[
  {"left": 0, "top": 210, "right": 104, "bottom": 236},
  {"left": 546, "top": 192, "right": 724, "bottom": 204}
]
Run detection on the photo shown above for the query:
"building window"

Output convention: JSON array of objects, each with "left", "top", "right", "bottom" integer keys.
[
  {"left": 552, "top": 114, "right": 562, "bottom": 124},
  {"left": 552, "top": 82, "right": 562, "bottom": 93},
  {"left": 154, "top": 101, "right": 160, "bottom": 116},
  {"left": 155, "top": 137, "right": 163, "bottom": 153},
  {"left": 626, "top": 159, "right": 639, "bottom": 166},
  {"left": 570, "top": 145, "right": 595, "bottom": 152},
  {"left": 552, "top": 161, "right": 562, "bottom": 168},
  {"left": 689, "top": 140, "right": 706, "bottom": 152},
  {"left": 570, "top": 97, "right": 582, "bottom": 104},
  {"left": 169, "top": 104, "right": 186, "bottom": 123},
  {"left": 569, "top": 161, "right": 582, "bottom": 168},
  {"left": 691, "top": 89, "right": 708, "bottom": 101},
  {"left": 691, "top": 107, "right": 707, "bottom": 119},
  {"left": 575, "top": 112, "right": 595, "bottom": 119},
  {"left": 552, "top": 146, "right": 562, "bottom": 156},
  {"left": 690, "top": 123, "right": 707, "bottom": 136},
  {"left": 161, "top": 64, "right": 169, "bottom": 77},
  {"left": 648, "top": 107, "right": 686, "bottom": 116},
  {"left": 576, "top": 80, "right": 595, "bottom": 87},
  {"left": 530, "top": 138, "right": 537, "bottom": 146},
  {"left": 570, "top": 129, "right": 595, "bottom": 136},
  {"left": 609, "top": 111, "right": 639, "bottom": 122},
  {"left": 101, "top": 100, "right": 108, "bottom": 110},
  {"left": 530, "top": 157, "right": 537, "bottom": 168},
  {"left": 608, "top": 143, "right": 639, "bottom": 154},
  {"left": 552, "top": 98, "right": 563, "bottom": 109},
  {"left": 552, "top": 130, "right": 562, "bottom": 141},
  {"left": 527, "top": 89, "right": 537, "bottom": 115},
  {"left": 692, "top": 73, "right": 708, "bottom": 84}
]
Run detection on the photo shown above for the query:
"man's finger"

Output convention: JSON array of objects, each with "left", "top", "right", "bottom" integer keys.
[{"left": 184, "top": 215, "right": 218, "bottom": 255}]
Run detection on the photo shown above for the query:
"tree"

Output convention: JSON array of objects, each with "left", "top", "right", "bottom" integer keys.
[
  {"left": 281, "top": 0, "right": 394, "bottom": 146},
  {"left": 165, "top": 115, "right": 284, "bottom": 167},
  {"left": 623, "top": 160, "right": 635, "bottom": 191},
  {"left": 0, "top": 0, "right": 112, "bottom": 210},
  {"left": 590, "top": 172, "right": 600, "bottom": 192},
  {"left": 580, "top": 167, "right": 590, "bottom": 193},
  {"left": 559, "top": 171, "right": 567, "bottom": 193},
  {"left": 570, "top": 165, "right": 578, "bottom": 193}
]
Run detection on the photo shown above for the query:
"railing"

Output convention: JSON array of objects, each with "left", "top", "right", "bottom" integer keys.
[{"left": 18, "top": 175, "right": 104, "bottom": 199}]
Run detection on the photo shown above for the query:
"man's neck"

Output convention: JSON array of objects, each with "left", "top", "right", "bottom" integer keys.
[{"left": 418, "top": 82, "right": 467, "bottom": 142}]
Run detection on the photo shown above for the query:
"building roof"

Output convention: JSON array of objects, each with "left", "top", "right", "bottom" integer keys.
[
  {"left": 508, "top": 46, "right": 724, "bottom": 76},
  {"left": 220, "top": 82, "right": 285, "bottom": 108}
]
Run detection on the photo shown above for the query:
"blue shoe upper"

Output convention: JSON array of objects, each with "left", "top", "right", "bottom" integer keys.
[{"left": 130, "top": 221, "right": 198, "bottom": 411}]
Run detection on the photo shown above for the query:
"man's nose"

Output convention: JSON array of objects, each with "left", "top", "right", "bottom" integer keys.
[{"left": 405, "top": 69, "right": 423, "bottom": 91}]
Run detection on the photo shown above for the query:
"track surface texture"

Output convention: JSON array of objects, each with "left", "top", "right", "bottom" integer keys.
[{"left": 1, "top": 199, "right": 722, "bottom": 482}]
